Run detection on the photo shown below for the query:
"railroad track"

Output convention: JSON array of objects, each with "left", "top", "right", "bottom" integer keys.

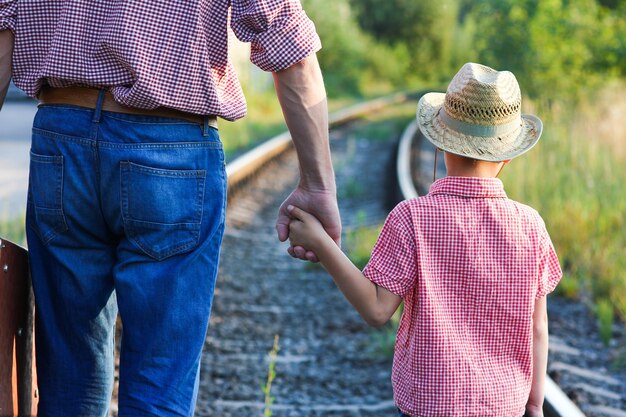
[
  {"left": 216, "top": 90, "right": 603, "bottom": 416},
  {"left": 3, "top": 92, "right": 620, "bottom": 416},
  {"left": 194, "top": 93, "right": 598, "bottom": 417},
  {"left": 199, "top": 93, "right": 596, "bottom": 417},
  {"left": 193, "top": 96, "right": 417, "bottom": 417},
  {"left": 105, "top": 92, "right": 418, "bottom": 417}
]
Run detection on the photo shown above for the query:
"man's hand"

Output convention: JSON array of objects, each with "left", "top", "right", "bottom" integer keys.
[
  {"left": 276, "top": 186, "right": 340, "bottom": 262},
  {"left": 287, "top": 205, "right": 331, "bottom": 251}
]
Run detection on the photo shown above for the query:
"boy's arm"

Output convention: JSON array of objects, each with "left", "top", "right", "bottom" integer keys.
[
  {"left": 527, "top": 296, "right": 548, "bottom": 417},
  {"left": 0, "top": 29, "right": 14, "bottom": 110},
  {"left": 288, "top": 205, "right": 402, "bottom": 327}
]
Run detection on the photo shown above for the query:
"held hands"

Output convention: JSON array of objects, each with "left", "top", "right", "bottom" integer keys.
[
  {"left": 286, "top": 205, "right": 333, "bottom": 255},
  {"left": 276, "top": 186, "right": 341, "bottom": 262}
]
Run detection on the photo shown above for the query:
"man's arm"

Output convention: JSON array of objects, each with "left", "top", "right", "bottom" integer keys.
[
  {"left": 0, "top": 29, "right": 14, "bottom": 110},
  {"left": 272, "top": 53, "right": 341, "bottom": 261},
  {"left": 526, "top": 296, "right": 548, "bottom": 417},
  {"left": 288, "top": 205, "right": 402, "bottom": 327}
]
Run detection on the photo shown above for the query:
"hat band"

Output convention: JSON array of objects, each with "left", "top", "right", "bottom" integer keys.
[{"left": 439, "top": 108, "right": 522, "bottom": 137}]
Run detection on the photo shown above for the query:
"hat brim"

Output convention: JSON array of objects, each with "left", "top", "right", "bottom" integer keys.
[{"left": 416, "top": 93, "right": 543, "bottom": 162}]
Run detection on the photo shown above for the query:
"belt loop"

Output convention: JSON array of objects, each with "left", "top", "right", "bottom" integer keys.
[
  {"left": 202, "top": 116, "right": 210, "bottom": 137},
  {"left": 93, "top": 90, "right": 106, "bottom": 123}
]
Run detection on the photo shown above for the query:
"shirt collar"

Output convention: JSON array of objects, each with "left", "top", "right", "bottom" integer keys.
[{"left": 428, "top": 176, "right": 508, "bottom": 199}]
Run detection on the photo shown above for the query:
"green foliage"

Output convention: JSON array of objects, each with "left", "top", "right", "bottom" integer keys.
[
  {"left": 336, "top": 0, "right": 625, "bottom": 98},
  {"left": 302, "top": 0, "right": 411, "bottom": 96},
  {"left": 501, "top": 83, "right": 626, "bottom": 332},
  {"left": 344, "top": 217, "right": 382, "bottom": 270},
  {"left": 262, "top": 335, "right": 280, "bottom": 417},
  {"left": 348, "top": 0, "right": 459, "bottom": 82},
  {"left": 596, "top": 299, "right": 614, "bottom": 346},
  {"left": 219, "top": 88, "right": 287, "bottom": 157},
  {"left": 466, "top": 0, "right": 626, "bottom": 99}
]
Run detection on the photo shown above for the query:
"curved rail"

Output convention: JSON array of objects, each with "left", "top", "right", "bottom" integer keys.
[{"left": 396, "top": 120, "right": 587, "bottom": 417}]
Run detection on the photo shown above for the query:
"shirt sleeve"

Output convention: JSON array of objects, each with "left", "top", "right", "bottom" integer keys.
[
  {"left": 535, "top": 221, "right": 563, "bottom": 299},
  {"left": 0, "top": 0, "right": 17, "bottom": 33},
  {"left": 230, "top": 0, "right": 321, "bottom": 72},
  {"left": 363, "top": 202, "right": 418, "bottom": 297}
]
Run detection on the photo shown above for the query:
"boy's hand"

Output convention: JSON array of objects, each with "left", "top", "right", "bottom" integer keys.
[
  {"left": 524, "top": 405, "right": 543, "bottom": 417},
  {"left": 277, "top": 186, "right": 341, "bottom": 262},
  {"left": 287, "top": 205, "right": 333, "bottom": 256}
]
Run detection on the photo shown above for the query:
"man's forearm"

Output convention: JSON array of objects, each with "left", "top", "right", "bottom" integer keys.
[
  {"left": 0, "top": 29, "right": 14, "bottom": 110},
  {"left": 272, "top": 54, "right": 334, "bottom": 192}
]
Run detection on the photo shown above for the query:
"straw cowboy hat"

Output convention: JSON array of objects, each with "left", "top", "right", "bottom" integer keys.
[{"left": 417, "top": 62, "right": 543, "bottom": 162}]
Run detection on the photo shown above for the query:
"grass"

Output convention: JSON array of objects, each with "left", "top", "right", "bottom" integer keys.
[
  {"left": 596, "top": 299, "right": 614, "bottom": 345},
  {"left": 501, "top": 82, "right": 626, "bottom": 344},
  {"left": 219, "top": 88, "right": 287, "bottom": 159},
  {"left": 348, "top": 102, "right": 419, "bottom": 142},
  {"left": 344, "top": 218, "right": 383, "bottom": 270},
  {"left": 262, "top": 334, "right": 280, "bottom": 417}
]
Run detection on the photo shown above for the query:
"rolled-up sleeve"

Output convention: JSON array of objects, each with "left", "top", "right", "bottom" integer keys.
[
  {"left": 535, "top": 223, "right": 563, "bottom": 299},
  {"left": 0, "top": 0, "right": 17, "bottom": 33},
  {"left": 230, "top": 0, "right": 321, "bottom": 72},
  {"left": 363, "top": 202, "right": 419, "bottom": 298}
]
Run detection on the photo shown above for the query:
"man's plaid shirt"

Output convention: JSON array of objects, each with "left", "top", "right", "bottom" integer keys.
[{"left": 0, "top": 0, "right": 320, "bottom": 120}]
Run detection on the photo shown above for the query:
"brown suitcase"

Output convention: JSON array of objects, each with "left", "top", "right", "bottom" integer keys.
[{"left": 0, "top": 238, "right": 38, "bottom": 417}]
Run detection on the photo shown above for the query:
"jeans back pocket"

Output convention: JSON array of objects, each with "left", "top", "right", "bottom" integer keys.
[
  {"left": 28, "top": 152, "right": 68, "bottom": 245},
  {"left": 120, "top": 161, "right": 206, "bottom": 260}
]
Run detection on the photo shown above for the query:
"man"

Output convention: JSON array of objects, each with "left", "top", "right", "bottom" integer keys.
[{"left": 0, "top": 1, "right": 340, "bottom": 416}]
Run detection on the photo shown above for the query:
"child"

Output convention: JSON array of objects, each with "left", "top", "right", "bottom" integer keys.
[{"left": 287, "top": 63, "right": 562, "bottom": 417}]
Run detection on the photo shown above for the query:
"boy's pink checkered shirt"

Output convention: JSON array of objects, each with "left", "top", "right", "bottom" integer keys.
[
  {"left": 0, "top": 0, "right": 320, "bottom": 120},
  {"left": 363, "top": 176, "right": 562, "bottom": 417}
]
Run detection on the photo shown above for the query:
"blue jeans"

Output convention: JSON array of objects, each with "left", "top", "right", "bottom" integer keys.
[{"left": 27, "top": 98, "right": 227, "bottom": 417}]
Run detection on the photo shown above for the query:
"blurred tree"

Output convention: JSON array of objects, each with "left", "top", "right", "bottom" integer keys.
[
  {"left": 465, "top": 0, "right": 625, "bottom": 99},
  {"left": 596, "top": 0, "right": 624, "bottom": 8},
  {"left": 302, "top": 0, "right": 411, "bottom": 96},
  {"left": 297, "top": 0, "right": 624, "bottom": 99},
  {"left": 590, "top": 2, "right": 626, "bottom": 77},
  {"left": 348, "top": 0, "right": 458, "bottom": 82},
  {"left": 468, "top": 0, "right": 538, "bottom": 89}
]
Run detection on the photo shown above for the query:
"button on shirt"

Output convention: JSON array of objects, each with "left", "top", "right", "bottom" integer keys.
[
  {"left": 363, "top": 177, "right": 562, "bottom": 417},
  {"left": 0, "top": 0, "right": 321, "bottom": 120}
]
